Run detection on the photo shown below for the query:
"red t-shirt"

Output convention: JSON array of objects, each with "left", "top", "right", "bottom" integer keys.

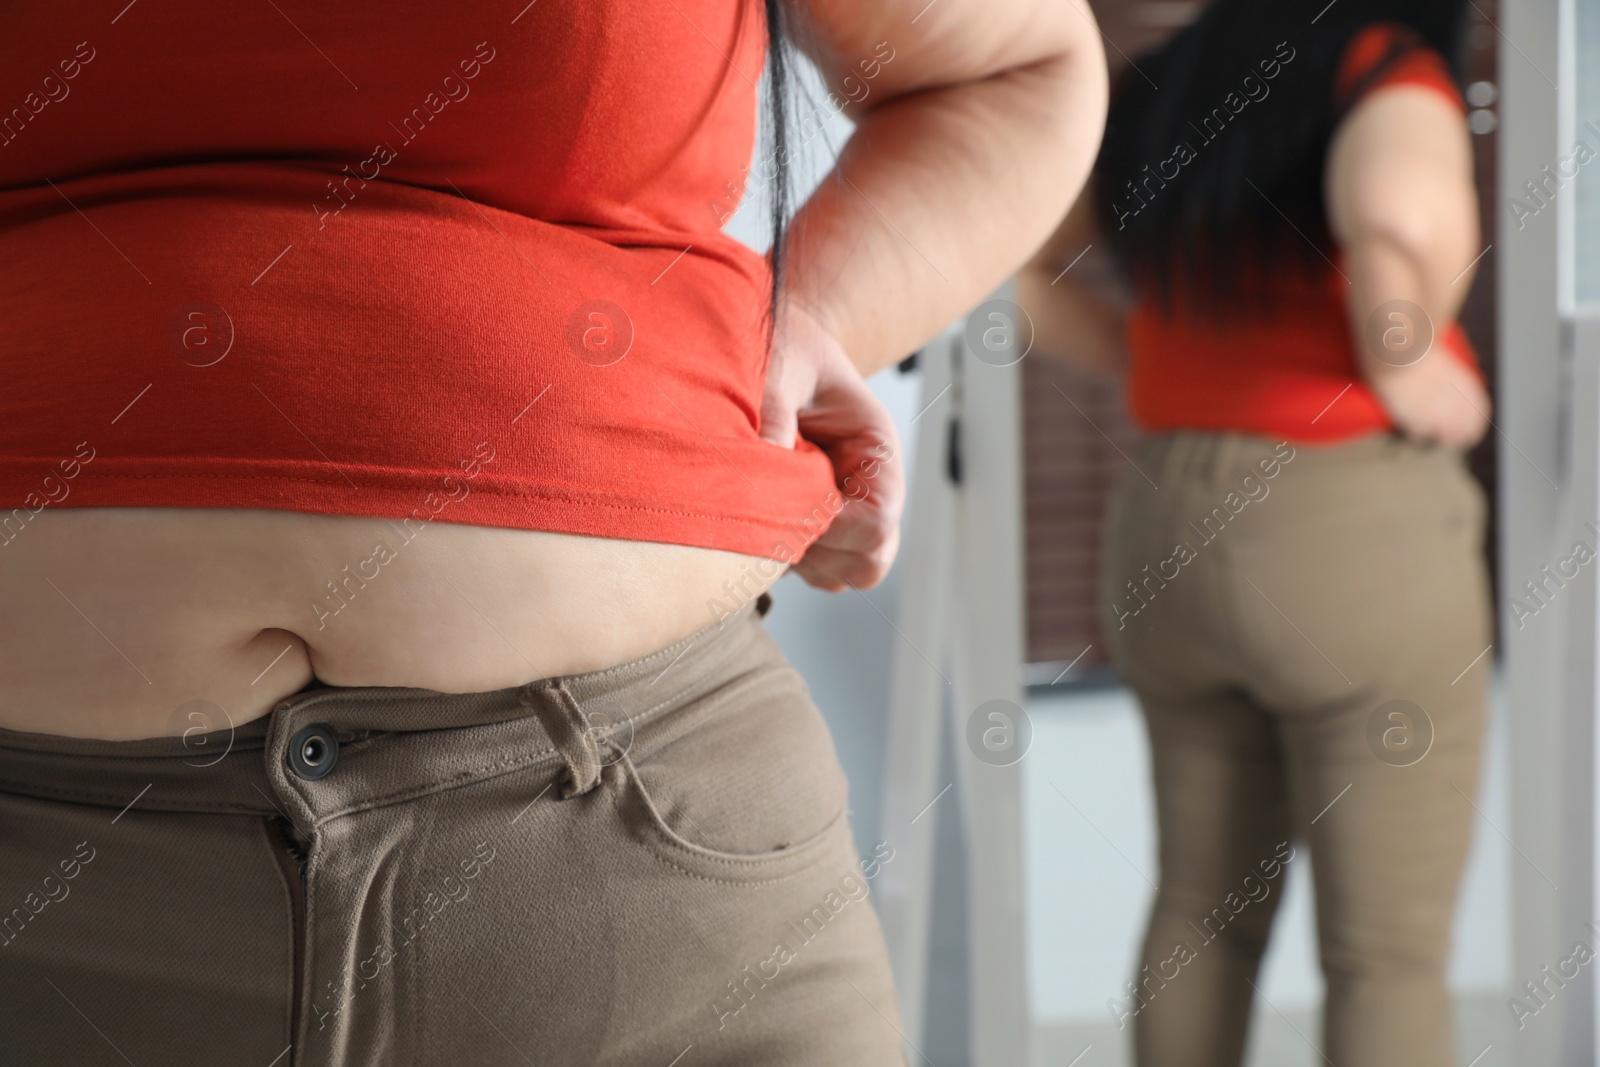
[
  {"left": 0, "top": 1, "right": 838, "bottom": 560},
  {"left": 1123, "top": 23, "right": 1481, "bottom": 443}
]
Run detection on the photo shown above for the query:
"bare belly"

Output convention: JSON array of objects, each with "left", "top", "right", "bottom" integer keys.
[{"left": 0, "top": 507, "right": 785, "bottom": 740}]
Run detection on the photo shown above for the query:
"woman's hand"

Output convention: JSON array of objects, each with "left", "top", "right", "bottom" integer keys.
[
  {"left": 1369, "top": 354, "right": 1491, "bottom": 449},
  {"left": 760, "top": 302, "right": 905, "bottom": 592}
]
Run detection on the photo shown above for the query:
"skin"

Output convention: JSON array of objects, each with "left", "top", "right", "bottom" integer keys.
[
  {"left": 1015, "top": 191, "right": 1128, "bottom": 379},
  {"left": 1020, "top": 81, "right": 1491, "bottom": 451},
  {"left": 1, "top": 0, "right": 1108, "bottom": 740}
]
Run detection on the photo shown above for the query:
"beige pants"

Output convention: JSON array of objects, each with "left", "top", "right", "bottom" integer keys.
[
  {"left": 0, "top": 595, "right": 907, "bottom": 1066},
  {"left": 1102, "top": 431, "right": 1492, "bottom": 1067}
]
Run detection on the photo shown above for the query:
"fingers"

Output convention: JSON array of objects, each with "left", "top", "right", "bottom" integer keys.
[
  {"left": 759, "top": 301, "right": 838, "bottom": 448},
  {"left": 814, "top": 493, "right": 902, "bottom": 563},
  {"left": 788, "top": 448, "right": 905, "bottom": 592},
  {"left": 796, "top": 351, "right": 898, "bottom": 449},
  {"left": 757, "top": 349, "right": 804, "bottom": 449},
  {"left": 801, "top": 363, "right": 906, "bottom": 511},
  {"left": 791, "top": 531, "right": 901, "bottom": 591},
  {"left": 793, "top": 347, "right": 907, "bottom": 584}
]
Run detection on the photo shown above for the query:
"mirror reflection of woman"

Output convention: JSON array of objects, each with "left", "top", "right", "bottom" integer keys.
[{"left": 1022, "top": 1, "right": 1489, "bottom": 1064}]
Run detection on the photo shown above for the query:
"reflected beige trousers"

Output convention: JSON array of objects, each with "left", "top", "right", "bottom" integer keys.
[
  {"left": 0, "top": 596, "right": 907, "bottom": 1066},
  {"left": 1103, "top": 431, "right": 1491, "bottom": 1067}
]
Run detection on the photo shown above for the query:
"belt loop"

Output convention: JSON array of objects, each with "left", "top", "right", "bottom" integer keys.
[{"left": 517, "top": 683, "right": 604, "bottom": 799}]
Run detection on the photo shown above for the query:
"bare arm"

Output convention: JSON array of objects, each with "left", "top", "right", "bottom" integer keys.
[
  {"left": 786, "top": 0, "right": 1110, "bottom": 376},
  {"left": 1326, "top": 84, "right": 1488, "bottom": 446},
  {"left": 1015, "top": 186, "right": 1129, "bottom": 380}
]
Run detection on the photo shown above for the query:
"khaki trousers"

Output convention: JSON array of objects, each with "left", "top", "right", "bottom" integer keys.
[
  {"left": 1102, "top": 431, "right": 1492, "bottom": 1067},
  {"left": 0, "top": 596, "right": 907, "bottom": 1066}
]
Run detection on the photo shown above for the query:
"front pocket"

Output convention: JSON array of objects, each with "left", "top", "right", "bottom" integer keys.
[
  {"left": 617, "top": 752, "right": 848, "bottom": 884},
  {"left": 610, "top": 658, "right": 853, "bottom": 884}
]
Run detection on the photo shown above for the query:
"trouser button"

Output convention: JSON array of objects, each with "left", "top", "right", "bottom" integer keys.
[{"left": 288, "top": 724, "right": 339, "bottom": 781}]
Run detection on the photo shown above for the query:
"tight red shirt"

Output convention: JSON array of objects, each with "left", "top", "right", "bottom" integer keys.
[
  {"left": 1124, "top": 23, "right": 1482, "bottom": 443},
  {"left": 0, "top": 1, "right": 840, "bottom": 560}
]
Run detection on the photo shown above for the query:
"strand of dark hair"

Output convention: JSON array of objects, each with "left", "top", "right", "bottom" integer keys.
[{"left": 760, "top": 0, "right": 794, "bottom": 355}]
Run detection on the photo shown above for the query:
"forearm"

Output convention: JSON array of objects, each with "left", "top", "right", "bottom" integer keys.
[
  {"left": 1344, "top": 228, "right": 1469, "bottom": 388},
  {"left": 1343, "top": 232, "right": 1489, "bottom": 445},
  {"left": 783, "top": 49, "right": 1107, "bottom": 377},
  {"left": 1327, "top": 86, "right": 1481, "bottom": 428}
]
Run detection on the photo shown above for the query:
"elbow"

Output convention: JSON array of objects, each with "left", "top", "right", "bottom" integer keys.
[
  {"left": 1341, "top": 179, "right": 1479, "bottom": 290},
  {"left": 1015, "top": 41, "right": 1111, "bottom": 248},
  {"left": 1349, "top": 213, "right": 1474, "bottom": 276},
  {"left": 1032, "top": 22, "right": 1111, "bottom": 153}
]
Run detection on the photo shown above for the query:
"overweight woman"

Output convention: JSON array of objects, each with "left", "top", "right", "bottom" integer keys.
[
  {"left": 1020, "top": 1, "right": 1488, "bottom": 1064},
  {"left": 0, "top": 1, "right": 1105, "bottom": 1064}
]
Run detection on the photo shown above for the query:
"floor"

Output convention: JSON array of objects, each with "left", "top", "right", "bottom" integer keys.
[
  {"left": 1036, "top": 996, "right": 1507, "bottom": 1067},
  {"left": 1022, "top": 678, "right": 1511, "bottom": 1067}
]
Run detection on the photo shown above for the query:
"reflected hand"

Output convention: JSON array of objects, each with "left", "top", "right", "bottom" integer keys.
[
  {"left": 1371, "top": 355, "right": 1491, "bottom": 449},
  {"left": 759, "top": 302, "right": 905, "bottom": 592}
]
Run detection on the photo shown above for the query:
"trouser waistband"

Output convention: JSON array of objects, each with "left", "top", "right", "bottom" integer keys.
[
  {"left": 1138, "top": 429, "right": 1447, "bottom": 489},
  {"left": 0, "top": 595, "right": 772, "bottom": 831}
]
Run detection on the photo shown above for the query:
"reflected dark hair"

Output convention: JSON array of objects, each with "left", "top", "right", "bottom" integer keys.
[{"left": 1093, "top": 0, "right": 1469, "bottom": 313}]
